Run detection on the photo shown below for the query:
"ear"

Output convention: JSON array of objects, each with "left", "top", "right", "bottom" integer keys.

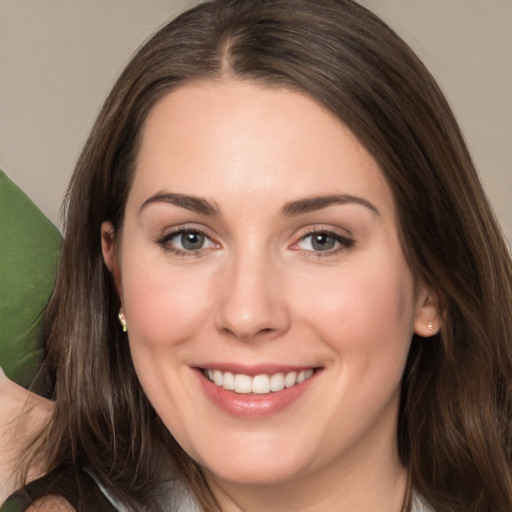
[
  {"left": 413, "top": 284, "right": 440, "bottom": 337},
  {"left": 101, "top": 221, "right": 122, "bottom": 297}
]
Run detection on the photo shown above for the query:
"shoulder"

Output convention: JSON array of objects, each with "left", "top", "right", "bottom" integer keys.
[{"left": 0, "top": 368, "right": 54, "bottom": 505}]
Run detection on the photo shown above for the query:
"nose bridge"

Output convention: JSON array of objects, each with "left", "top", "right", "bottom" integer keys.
[{"left": 215, "top": 241, "right": 289, "bottom": 340}]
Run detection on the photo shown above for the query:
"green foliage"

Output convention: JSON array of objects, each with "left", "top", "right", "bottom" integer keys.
[{"left": 0, "top": 170, "right": 61, "bottom": 388}]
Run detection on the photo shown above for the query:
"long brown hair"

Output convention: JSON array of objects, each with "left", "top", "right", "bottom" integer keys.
[{"left": 25, "top": 0, "right": 512, "bottom": 510}]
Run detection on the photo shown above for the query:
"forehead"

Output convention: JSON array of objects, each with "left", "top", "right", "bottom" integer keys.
[{"left": 129, "top": 79, "right": 394, "bottom": 217}]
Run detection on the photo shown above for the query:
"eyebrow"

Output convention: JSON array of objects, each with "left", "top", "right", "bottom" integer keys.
[
  {"left": 140, "top": 192, "right": 220, "bottom": 216},
  {"left": 139, "top": 192, "right": 379, "bottom": 218},
  {"left": 280, "top": 194, "right": 380, "bottom": 217}
]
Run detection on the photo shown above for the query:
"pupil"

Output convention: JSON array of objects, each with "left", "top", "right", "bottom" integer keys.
[
  {"left": 312, "top": 233, "right": 335, "bottom": 251},
  {"left": 181, "top": 232, "right": 204, "bottom": 250}
]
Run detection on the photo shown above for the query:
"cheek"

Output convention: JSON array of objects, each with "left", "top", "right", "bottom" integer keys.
[
  {"left": 121, "top": 250, "right": 215, "bottom": 351},
  {"left": 298, "top": 251, "right": 416, "bottom": 363},
  {"left": 296, "top": 252, "right": 416, "bottom": 442}
]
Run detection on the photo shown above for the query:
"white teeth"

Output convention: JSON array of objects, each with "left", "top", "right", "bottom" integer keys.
[
  {"left": 223, "top": 371, "right": 235, "bottom": 391},
  {"left": 234, "top": 374, "right": 252, "bottom": 393},
  {"left": 213, "top": 370, "right": 223, "bottom": 386},
  {"left": 270, "top": 373, "right": 285, "bottom": 392},
  {"left": 204, "top": 368, "right": 315, "bottom": 394},
  {"left": 284, "top": 371, "right": 297, "bottom": 388},
  {"left": 298, "top": 369, "right": 313, "bottom": 383},
  {"left": 251, "top": 374, "right": 270, "bottom": 394}
]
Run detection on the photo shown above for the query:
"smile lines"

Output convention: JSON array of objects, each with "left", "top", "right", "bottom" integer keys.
[{"left": 204, "top": 369, "right": 315, "bottom": 394}]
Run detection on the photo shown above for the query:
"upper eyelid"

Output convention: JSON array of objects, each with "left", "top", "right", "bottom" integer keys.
[
  {"left": 293, "top": 224, "right": 353, "bottom": 240},
  {"left": 159, "top": 223, "right": 215, "bottom": 238},
  {"left": 295, "top": 232, "right": 353, "bottom": 245}
]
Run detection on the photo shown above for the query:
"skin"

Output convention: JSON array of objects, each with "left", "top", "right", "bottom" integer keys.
[
  {"left": 102, "top": 80, "right": 438, "bottom": 511},
  {"left": 0, "top": 369, "right": 56, "bottom": 507}
]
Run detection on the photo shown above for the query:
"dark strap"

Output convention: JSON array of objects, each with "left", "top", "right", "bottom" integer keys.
[{"left": 1, "top": 464, "right": 118, "bottom": 512}]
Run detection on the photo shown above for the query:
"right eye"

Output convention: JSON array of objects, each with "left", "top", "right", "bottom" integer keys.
[
  {"left": 291, "top": 228, "right": 354, "bottom": 257},
  {"left": 158, "top": 229, "right": 217, "bottom": 255}
]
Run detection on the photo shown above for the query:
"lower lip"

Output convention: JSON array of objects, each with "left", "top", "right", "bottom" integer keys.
[{"left": 194, "top": 368, "right": 319, "bottom": 418}]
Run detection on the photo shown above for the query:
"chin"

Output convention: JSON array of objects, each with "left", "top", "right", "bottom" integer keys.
[
  {"left": 204, "top": 460, "right": 301, "bottom": 486},
  {"left": 194, "top": 439, "right": 314, "bottom": 486}
]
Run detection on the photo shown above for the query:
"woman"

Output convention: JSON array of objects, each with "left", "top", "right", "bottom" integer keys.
[{"left": 1, "top": 0, "right": 511, "bottom": 510}]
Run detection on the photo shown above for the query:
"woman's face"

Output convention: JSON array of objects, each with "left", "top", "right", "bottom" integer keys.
[{"left": 103, "top": 80, "right": 436, "bottom": 490}]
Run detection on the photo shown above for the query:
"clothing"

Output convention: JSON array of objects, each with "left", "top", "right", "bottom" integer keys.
[
  {"left": 85, "top": 468, "right": 202, "bottom": 512},
  {"left": 0, "top": 464, "right": 117, "bottom": 512},
  {"left": 2, "top": 466, "right": 433, "bottom": 512},
  {"left": 92, "top": 480, "right": 433, "bottom": 512},
  {"left": 2, "top": 463, "right": 434, "bottom": 512},
  {"left": 0, "top": 464, "right": 202, "bottom": 512},
  {"left": 412, "top": 492, "right": 434, "bottom": 512}
]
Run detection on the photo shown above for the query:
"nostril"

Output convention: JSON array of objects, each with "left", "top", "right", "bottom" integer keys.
[
  {"left": 214, "top": 287, "right": 291, "bottom": 340},
  {"left": 218, "top": 325, "right": 278, "bottom": 341}
]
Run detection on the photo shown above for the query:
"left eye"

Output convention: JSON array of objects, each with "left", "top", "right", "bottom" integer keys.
[
  {"left": 164, "top": 230, "right": 215, "bottom": 251},
  {"left": 296, "top": 231, "right": 352, "bottom": 252}
]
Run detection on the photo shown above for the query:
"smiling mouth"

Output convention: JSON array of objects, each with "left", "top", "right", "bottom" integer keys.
[{"left": 203, "top": 368, "right": 316, "bottom": 395}]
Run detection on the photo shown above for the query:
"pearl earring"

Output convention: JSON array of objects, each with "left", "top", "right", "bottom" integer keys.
[{"left": 118, "top": 310, "right": 127, "bottom": 332}]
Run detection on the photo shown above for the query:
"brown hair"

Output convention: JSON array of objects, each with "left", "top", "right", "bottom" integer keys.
[{"left": 25, "top": 0, "right": 512, "bottom": 510}]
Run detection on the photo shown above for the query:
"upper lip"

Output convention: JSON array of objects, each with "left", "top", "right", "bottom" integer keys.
[{"left": 195, "top": 363, "right": 320, "bottom": 376}]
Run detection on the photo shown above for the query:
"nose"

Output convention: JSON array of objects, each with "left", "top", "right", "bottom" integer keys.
[{"left": 214, "top": 250, "right": 291, "bottom": 341}]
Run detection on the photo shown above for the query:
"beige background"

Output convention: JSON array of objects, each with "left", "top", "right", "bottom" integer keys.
[{"left": 1, "top": 1, "right": 511, "bottom": 244}]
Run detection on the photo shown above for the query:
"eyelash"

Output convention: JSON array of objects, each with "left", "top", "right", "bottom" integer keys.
[
  {"left": 292, "top": 228, "right": 355, "bottom": 258},
  {"left": 157, "top": 227, "right": 217, "bottom": 257},
  {"left": 156, "top": 227, "right": 354, "bottom": 258}
]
